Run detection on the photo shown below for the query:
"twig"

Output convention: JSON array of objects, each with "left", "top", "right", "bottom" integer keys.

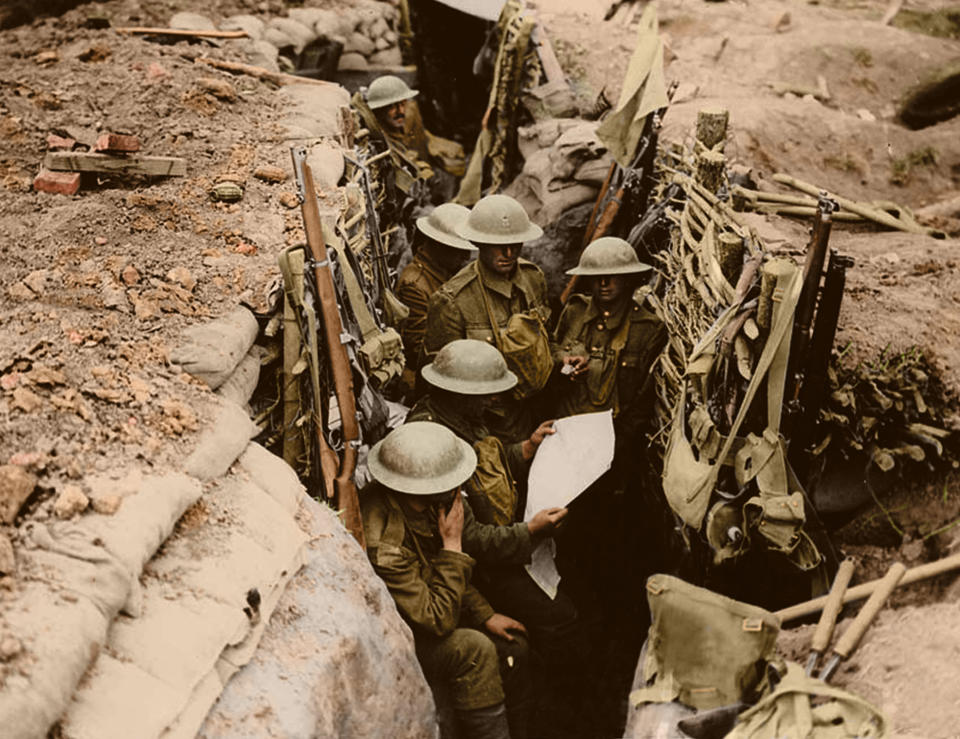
[
  {"left": 880, "top": 0, "right": 903, "bottom": 26},
  {"left": 116, "top": 27, "right": 249, "bottom": 39}
]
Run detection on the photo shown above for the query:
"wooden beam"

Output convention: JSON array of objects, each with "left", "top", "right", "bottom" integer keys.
[
  {"left": 44, "top": 152, "right": 186, "bottom": 177},
  {"left": 531, "top": 23, "right": 566, "bottom": 85},
  {"left": 115, "top": 27, "right": 249, "bottom": 39}
]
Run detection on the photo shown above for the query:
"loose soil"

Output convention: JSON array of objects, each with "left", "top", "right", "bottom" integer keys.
[{"left": 2, "top": 0, "right": 959, "bottom": 736}]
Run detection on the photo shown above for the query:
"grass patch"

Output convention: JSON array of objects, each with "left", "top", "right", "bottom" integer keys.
[
  {"left": 892, "top": 9, "right": 960, "bottom": 40},
  {"left": 890, "top": 146, "right": 940, "bottom": 185}
]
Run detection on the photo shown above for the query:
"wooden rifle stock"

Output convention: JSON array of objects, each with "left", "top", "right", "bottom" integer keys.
[{"left": 292, "top": 147, "right": 366, "bottom": 548}]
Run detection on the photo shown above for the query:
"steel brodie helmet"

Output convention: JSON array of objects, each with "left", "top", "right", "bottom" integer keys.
[
  {"left": 421, "top": 339, "right": 518, "bottom": 395},
  {"left": 366, "top": 75, "right": 419, "bottom": 110},
  {"left": 416, "top": 203, "right": 477, "bottom": 252},
  {"left": 456, "top": 193, "right": 544, "bottom": 245},
  {"left": 367, "top": 422, "right": 477, "bottom": 495},
  {"left": 566, "top": 236, "right": 653, "bottom": 276}
]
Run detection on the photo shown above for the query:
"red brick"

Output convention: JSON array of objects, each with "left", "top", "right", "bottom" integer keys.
[
  {"left": 94, "top": 133, "right": 140, "bottom": 153},
  {"left": 33, "top": 168, "right": 81, "bottom": 196},
  {"left": 46, "top": 134, "right": 76, "bottom": 150}
]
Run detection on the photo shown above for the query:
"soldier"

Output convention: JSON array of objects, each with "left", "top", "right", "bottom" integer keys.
[
  {"left": 551, "top": 236, "right": 668, "bottom": 731},
  {"left": 395, "top": 203, "right": 476, "bottom": 397},
  {"left": 361, "top": 421, "right": 567, "bottom": 739},
  {"left": 423, "top": 194, "right": 552, "bottom": 444},
  {"left": 409, "top": 338, "right": 586, "bottom": 736},
  {"left": 351, "top": 75, "right": 465, "bottom": 203}
]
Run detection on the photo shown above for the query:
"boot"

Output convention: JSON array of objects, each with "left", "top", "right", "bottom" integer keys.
[{"left": 457, "top": 702, "right": 511, "bottom": 739}]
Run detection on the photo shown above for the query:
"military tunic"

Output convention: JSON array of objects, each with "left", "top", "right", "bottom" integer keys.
[
  {"left": 424, "top": 257, "right": 551, "bottom": 443},
  {"left": 552, "top": 289, "right": 666, "bottom": 441},
  {"left": 361, "top": 482, "right": 533, "bottom": 710},
  {"left": 395, "top": 247, "right": 456, "bottom": 390}
]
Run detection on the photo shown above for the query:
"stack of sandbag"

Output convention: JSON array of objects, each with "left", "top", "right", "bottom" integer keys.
[{"left": 504, "top": 118, "right": 613, "bottom": 225}]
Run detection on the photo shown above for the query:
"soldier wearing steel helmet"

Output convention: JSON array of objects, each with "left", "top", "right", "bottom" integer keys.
[
  {"left": 351, "top": 75, "right": 465, "bottom": 203},
  {"left": 395, "top": 203, "right": 476, "bottom": 397},
  {"left": 361, "top": 421, "right": 566, "bottom": 739},
  {"left": 408, "top": 339, "right": 587, "bottom": 736},
  {"left": 423, "top": 194, "right": 552, "bottom": 444}
]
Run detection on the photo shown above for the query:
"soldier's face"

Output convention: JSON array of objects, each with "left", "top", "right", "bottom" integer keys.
[
  {"left": 592, "top": 274, "right": 631, "bottom": 307},
  {"left": 382, "top": 101, "right": 406, "bottom": 132},
  {"left": 479, "top": 243, "right": 522, "bottom": 277}
]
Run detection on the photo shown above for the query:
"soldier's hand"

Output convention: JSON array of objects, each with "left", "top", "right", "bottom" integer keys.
[
  {"left": 522, "top": 419, "right": 556, "bottom": 461},
  {"left": 561, "top": 355, "right": 589, "bottom": 379},
  {"left": 484, "top": 613, "right": 527, "bottom": 642},
  {"left": 527, "top": 507, "right": 568, "bottom": 537},
  {"left": 438, "top": 492, "right": 464, "bottom": 552}
]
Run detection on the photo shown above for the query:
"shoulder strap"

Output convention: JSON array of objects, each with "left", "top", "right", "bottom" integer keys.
[{"left": 475, "top": 261, "right": 506, "bottom": 353}]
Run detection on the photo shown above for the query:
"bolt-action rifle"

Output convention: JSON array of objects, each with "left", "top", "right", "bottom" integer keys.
[{"left": 291, "top": 146, "right": 365, "bottom": 547}]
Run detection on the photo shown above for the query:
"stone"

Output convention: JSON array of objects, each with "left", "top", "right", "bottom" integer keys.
[
  {"left": 23, "top": 269, "right": 50, "bottom": 294},
  {"left": 344, "top": 32, "right": 376, "bottom": 57},
  {"left": 242, "top": 210, "right": 285, "bottom": 248},
  {"left": 54, "top": 484, "right": 89, "bottom": 519},
  {"left": 7, "top": 282, "right": 34, "bottom": 300},
  {"left": 368, "top": 47, "right": 402, "bottom": 67},
  {"left": 278, "top": 192, "right": 299, "bottom": 209},
  {"left": 90, "top": 494, "right": 122, "bottom": 515},
  {"left": 0, "top": 465, "right": 38, "bottom": 524},
  {"left": 12, "top": 387, "right": 43, "bottom": 413},
  {"left": 33, "top": 169, "right": 80, "bottom": 196},
  {"left": 337, "top": 52, "right": 369, "bottom": 71},
  {"left": 101, "top": 278, "right": 130, "bottom": 312},
  {"left": 220, "top": 14, "right": 265, "bottom": 40},
  {"left": 166, "top": 266, "right": 196, "bottom": 291},
  {"left": 169, "top": 12, "right": 216, "bottom": 32},
  {"left": 254, "top": 165, "right": 288, "bottom": 183},
  {"left": 196, "top": 78, "right": 237, "bottom": 102},
  {"left": 266, "top": 17, "right": 316, "bottom": 54},
  {"left": 0, "top": 637, "right": 22, "bottom": 661},
  {"left": 244, "top": 40, "right": 279, "bottom": 73},
  {"left": 0, "top": 533, "right": 14, "bottom": 575},
  {"left": 121, "top": 264, "right": 140, "bottom": 286}
]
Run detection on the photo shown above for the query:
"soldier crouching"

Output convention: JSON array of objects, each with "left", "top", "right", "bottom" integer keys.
[{"left": 361, "top": 422, "right": 566, "bottom": 739}]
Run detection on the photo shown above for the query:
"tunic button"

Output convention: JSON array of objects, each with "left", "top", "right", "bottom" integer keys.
[
  {"left": 603, "top": 310, "right": 610, "bottom": 317},
  {"left": 487, "top": 336, "right": 493, "bottom": 343},
  {"left": 621, "top": 361, "right": 627, "bottom": 367},
  {"left": 597, "top": 323, "right": 605, "bottom": 331},
  {"left": 591, "top": 346, "right": 599, "bottom": 352}
]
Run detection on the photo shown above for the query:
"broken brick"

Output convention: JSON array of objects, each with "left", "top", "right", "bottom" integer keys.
[
  {"left": 46, "top": 134, "right": 75, "bottom": 150},
  {"left": 94, "top": 133, "right": 140, "bottom": 153},
  {"left": 33, "top": 168, "right": 80, "bottom": 196}
]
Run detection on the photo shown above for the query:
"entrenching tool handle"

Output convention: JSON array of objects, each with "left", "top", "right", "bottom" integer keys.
[
  {"left": 832, "top": 562, "right": 906, "bottom": 659},
  {"left": 811, "top": 558, "right": 856, "bottom": 653}
]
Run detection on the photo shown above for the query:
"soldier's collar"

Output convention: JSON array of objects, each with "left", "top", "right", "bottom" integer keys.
[
  {"left": 477, "top": 258, "right": 519, "bottom": 299},
  {"left": 586, "top": 295, "right": 631, "bottom": 327}
]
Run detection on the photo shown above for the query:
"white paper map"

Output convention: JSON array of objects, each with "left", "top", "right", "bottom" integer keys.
[{"left": 524, "top": 410, "right": 615, "bottom": 598}]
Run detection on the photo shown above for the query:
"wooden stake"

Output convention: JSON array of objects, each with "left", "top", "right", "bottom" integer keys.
[
  {"left": 695, "top": 148, "right": 726, "bottom": 193},
  {"left": 696, "top": 107, "right": 729, "bottom": 151},
  {"left": 116, "top": 27, "right": 249, "bottom": 39},
  {"left": 716, "top": 231, "right": 744, "bottom": 284},
  {"left": 195, "top": 56, "right": 340, "bottom": 89}
]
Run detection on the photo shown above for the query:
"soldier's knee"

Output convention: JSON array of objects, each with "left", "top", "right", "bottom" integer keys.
[
  {"left": 443, "top": 629, "right": 504, "bottom": 710},
  {"left": 448, "top": 628, "right": 499, "bottom": 669}
]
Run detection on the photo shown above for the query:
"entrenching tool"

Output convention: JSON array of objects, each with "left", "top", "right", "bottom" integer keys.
[
  {"left": 817, "top": 562, "right": 906, "bottom": 682},
  {"left": 804, "top": 557, "right": 856, "bottom": 676},
  {"left": 677, "top": 703, "right": 749, "bottom": 739}
]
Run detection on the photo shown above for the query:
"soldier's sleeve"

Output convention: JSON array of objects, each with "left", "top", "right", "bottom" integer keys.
[
  {"left": 460, "top": 584, "right": 495, "bottom": 628},
  {"left": 396, "top": 280, "right": 429, "bottom": 368},
  {"left": 504, "top": 441, "right": 528, "bottom": 482},
  {"left": 369, "top": 542, "right": 476, "bottom": 638},
  {"left": 422, "top": 289, "right": 465, "bottom": 364},
  {"left": 461, "top": 497, "right": 533, "bottom": 565}
]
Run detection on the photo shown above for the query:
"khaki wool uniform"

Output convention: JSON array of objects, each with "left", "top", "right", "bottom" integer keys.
[
  {"left": 361, "top": 482, "right": 533, "bottom": 711},
  {"left": 395, "top": 247, "right": 457, "bottom": 390},
  {"left": 424, "top": 257, "right": 551, "bottom": 443},
  {"left": 552, "top": 289, "right": 665, "bottom": 436}
]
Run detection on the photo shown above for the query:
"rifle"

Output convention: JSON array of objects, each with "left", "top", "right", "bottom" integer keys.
[
  {"left": 343, "top": 149, "right": 410, "bottom": 328},
  {"left": 291, "top": 146, "right": 366, "bottom": 548}
]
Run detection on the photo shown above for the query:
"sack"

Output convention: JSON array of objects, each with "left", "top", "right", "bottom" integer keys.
[
  {"left": 631, "top": 574, "right": 779, "bottom": 711},
  {"left": 726, "top": 660, "right": 889, "bottom": 739}
]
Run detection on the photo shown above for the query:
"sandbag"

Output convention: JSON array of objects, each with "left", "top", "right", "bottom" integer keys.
[
  {"left": 170, "top": 307, "right": 259, "bottom": 390},
  {"left": 215, "top": 346, "right": 264, "bottom": 408},
  {"left": 184, "top": 400, "right": 257, "bottom": 481}
]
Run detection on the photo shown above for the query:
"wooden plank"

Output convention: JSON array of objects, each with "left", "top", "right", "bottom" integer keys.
[
  {"left": 194, "top": 56, "right": 340, "bottom": 89},
  {"left": 115, "top": 27, "right": 248, "bottom": 39},
  {"left": 531, "top": 23, "right": 566, "bottom": 85},
  {"left": 44, "top": 152, "right": 186, "bottom": 177}
]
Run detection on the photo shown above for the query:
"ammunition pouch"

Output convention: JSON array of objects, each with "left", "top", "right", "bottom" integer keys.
[{"left": 631, "top": 574, "right": 779, "bottom": 711}]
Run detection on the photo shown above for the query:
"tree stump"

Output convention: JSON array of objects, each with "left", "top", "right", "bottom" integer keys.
[
  {"left": 717, "top": 231, "right": 744, "bottom": 284},
  {"left": 696, "top": 107, "right": 729, "bottom": 151}
]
